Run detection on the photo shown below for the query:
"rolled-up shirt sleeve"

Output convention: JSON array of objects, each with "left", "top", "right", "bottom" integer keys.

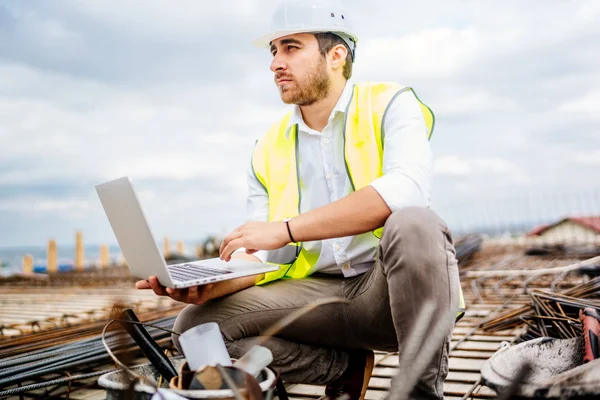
[
  {"left": 369, "top": 89, "right": 433, "bottom": 212},
  {"left": 233, "top": 158, "right": 270, "bottom": 262}
]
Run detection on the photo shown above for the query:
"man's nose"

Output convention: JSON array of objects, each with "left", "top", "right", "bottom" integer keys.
[{"left": 270, "top": 53, "right": 287, "bottom": 73}]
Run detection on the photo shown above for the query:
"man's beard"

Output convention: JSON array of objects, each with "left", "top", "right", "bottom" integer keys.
[{"left": 279, "top": 58, "right": 330, "bottom": 106}]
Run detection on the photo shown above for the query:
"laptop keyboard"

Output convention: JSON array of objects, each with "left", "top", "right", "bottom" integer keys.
[{"left": 168, "top": 263, "right": 233, "bottom": 282}]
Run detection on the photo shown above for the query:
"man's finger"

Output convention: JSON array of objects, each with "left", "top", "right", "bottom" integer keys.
[
  {"left": 186, "top": 285, "right": 199, "bottom": 304},
  {"left": 221, "top": 238, "right": 244, "bottom": 262},
  {"left": 149, "top": 276, "right": 169, "bottom": 296},
  {"left": 166, "top": 287, "right": 187, "bottom": 302},
  {"left": 135, "top": 280, "right": 151, "bottom": 289},
  {"left": 197, "top": 284, "right": 213, "bottom": 304},
  {"left": 219, "top": 230, "right": 241, "bottom": 256},
  {"left": 222, "top": 230, "right": 243, "bottom": 250},
  {"left": 219, "top": 239, "right": 225, "bottom": 257}
]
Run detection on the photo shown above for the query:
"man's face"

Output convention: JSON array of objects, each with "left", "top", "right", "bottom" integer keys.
[{"left": 270, "top": 33, "right": 331, "bottom": 106}]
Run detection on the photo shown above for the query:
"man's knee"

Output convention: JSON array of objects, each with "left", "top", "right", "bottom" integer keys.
[
  {"left": 382, "top": 207, "right": 446, "bottom": 245},
  {"left": 379, "top": 206, "right": 452, "bottom": 277}
]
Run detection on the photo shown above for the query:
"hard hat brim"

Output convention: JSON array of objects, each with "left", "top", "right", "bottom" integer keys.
[{"left": 253, "top": 27, "right": 357, "bottom": 49}]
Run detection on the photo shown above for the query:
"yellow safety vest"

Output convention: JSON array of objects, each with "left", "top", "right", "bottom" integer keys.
[{"left": 251, "top": 81, "right": 465, "bottom": 319}]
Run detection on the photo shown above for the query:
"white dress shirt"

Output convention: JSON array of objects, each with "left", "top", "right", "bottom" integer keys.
[{"left": 241, "top": 81, "right": 433, "bottom": 277}]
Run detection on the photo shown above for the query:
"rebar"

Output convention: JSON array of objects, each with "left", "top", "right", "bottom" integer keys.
[
  {"left": 481, "top": 276, "right": 600, "bottom": 340},
  {"left": 0, "top": 313, "right": 178, "bottom": 394}
]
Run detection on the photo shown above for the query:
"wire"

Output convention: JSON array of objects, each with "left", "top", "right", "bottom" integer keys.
[{"left": 101, "top": 319, "right": 155, "bottom": 387}]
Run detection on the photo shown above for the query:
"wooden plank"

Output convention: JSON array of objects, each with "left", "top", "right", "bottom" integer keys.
[
  {"left": 444, "top": 382, "right": 479, "bottom": 394},
  {"left": 448, "top": 358, "right": 486, "bottom": 372},
  {"left": 446, "top": 371, "right": 480, "bottom": 383},
  {"left": 443, "top": 382, "right": 497, "bottom": 396},
  {"left": 451, "top": 326, "right": 477, "bottom": 334},
  {"left": 372, "top": 368, "right": 480, "bottom": 383},
  {"left": 286, "top": 380, "right": 489, "bottom": 398},
  {"left": 287, "top": 383, "right": 412, "bottom": 400},
  {"left": 474, "top": 385, "right": 497, "bottom": 396},
  {"left": 368, "top": 377, "right": 390, "bottom": 390},
  {"left": 372, "top": 367, "right": 397, "bottom": 377},
  {"left": 464, "top": 310, "right": 491, "bottom": 317},
  {"left": 377, "top": 354, "right": 488, "bottom": 371},
  {"left": 0, "top": 328, "right": 23, "bottom": 336},
  {"left": 376, "top": 355, "right": 399, "bottom": 367},
  {"left": 450, "top": 350, "right": 496, "bottom": 359},
  {"left": 451, "top": 334, "right": 514, "bottom": 342},
  {"left": 0, "top": 316, "right": 47, "bottom": 324},
  {"left": 467, "top": 303, "right": 506, "bottom": 310},
  {"left": 286, "top": 397, "right": 318, "bottom": 400},
  {"left": 69, "top": 389, "right": 109, "bottom": 400},
  {"left": 374, "top": 352, "right": 395, "bottom": 365},
  {"left": 364, "top": 390, "right": 387, "bottom": 400},
  {"left": 451, "top": 341, "right": 501, "bottom": 351},
  {"left": 286, "top": 384, "right": 324, "bottom": 397}
]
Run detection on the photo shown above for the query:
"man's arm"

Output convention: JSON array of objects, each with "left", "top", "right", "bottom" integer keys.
[
  {"left": 286, "top": 186, "right": 390, "bottom": 242},
  {"left": 289, "top": 88, "right": 432, "bottom": 242}
]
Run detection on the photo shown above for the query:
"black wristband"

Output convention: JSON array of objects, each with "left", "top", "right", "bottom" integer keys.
[{"left": 285, "top": 220, "right": 296, "bottom": 243}]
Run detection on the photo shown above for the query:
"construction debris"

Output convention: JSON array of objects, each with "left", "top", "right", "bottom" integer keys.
[{"left": 481, "top": 276, "right": 600, "bottom": 341}]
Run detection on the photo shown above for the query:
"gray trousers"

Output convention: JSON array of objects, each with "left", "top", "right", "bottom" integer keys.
[{"left": 172, "top": 207, "right": 460, "bottom": 399}]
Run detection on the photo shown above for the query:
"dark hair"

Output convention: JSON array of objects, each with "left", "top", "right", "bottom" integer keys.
[{"left": 313, "top": 32, "right": 353, "bottom": 79}]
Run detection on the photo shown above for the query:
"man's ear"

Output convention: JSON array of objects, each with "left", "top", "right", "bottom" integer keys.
[{"left": 329, "top": 44, "right": 348, "bottom": 70}]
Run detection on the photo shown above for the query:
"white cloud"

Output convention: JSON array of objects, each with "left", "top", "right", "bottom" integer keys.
[
  {"left": 433, "top": 155, "right": 471, "bottom": 176},
  {"left": 470, "top": 158, "right": 520, "bottom": 175},
  {"left": 434, "top": 156, "right": 528, "bottom": 184},
  {"left": 559, "top": 91, "right": 600, "bottom": 120},
  {"left": 435, "top": 156, "right": 522, "bottom": 176},
  {"left": 65, "top": 1, "right": 263, "bottom": 40},
  {"left": 107, "top": 153, "right": 228, "bottom": 182},
  {"left": 434, "top": 89, "right": 516, "bottom": 117},
  {"left": 357, "top": 28, "right": 478, "bottom": 80},
  {"left": 0, "top": 198, "right": 91, "bottom": 213},
  {"left": 36, "top": 199, "right": 91, "bottom": 212},
  {"left": 575, "top": 150, "right": 600, "bottom": 166}
]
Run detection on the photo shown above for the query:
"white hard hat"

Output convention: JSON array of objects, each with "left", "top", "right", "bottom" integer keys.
[{"left": 253, "top": 0, "right": 358, "bottom": 60}]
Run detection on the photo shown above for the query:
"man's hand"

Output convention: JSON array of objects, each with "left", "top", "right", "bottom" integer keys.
[
  {"left": 219, "top": 221, "right": 290, "bottom": 261},
  {"left": 135, "top": 276, "right": 215, "bottom": 305},
  {"left": 134, "top": 253, "right": 264, "bottom": 305}
]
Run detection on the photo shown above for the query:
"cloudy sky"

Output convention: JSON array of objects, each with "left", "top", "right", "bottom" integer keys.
[{"left": 0, "top": 0, "right": 598, "bottom": 247}]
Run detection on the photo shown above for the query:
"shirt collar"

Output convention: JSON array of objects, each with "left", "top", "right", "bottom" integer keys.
[{"left": 288, "top": 80, "right": 354, "bottom": 135}]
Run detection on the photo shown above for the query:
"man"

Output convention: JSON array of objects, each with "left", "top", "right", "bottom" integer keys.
[{"left": 136, "top": 1, "right": 463, "bottom": 399}]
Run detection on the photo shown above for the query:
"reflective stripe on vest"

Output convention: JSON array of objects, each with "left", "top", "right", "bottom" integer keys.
[{"left": 251, "top": 81, "right": 465, "bottom": 318}]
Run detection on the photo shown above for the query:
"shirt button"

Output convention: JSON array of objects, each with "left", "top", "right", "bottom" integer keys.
[
  {"left": 323, "top": 137, "right": 330, "bottom": 144},
  {"left": 326, "top": 173, "right": 333, "bottom": 180},
  {"left": 335, "top": 244, "right": 341, "bottom": 251},
  {"left": 343, "top": 263, "right": 349, "bottom": 270}
]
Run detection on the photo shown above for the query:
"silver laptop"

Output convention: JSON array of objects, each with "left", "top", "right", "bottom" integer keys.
[{"left": 95, "top": 177, "right": 278, "bottom": 289}]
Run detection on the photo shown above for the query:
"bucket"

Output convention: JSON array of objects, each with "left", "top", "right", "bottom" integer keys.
[
  {"left": 481, "top": 336, "right": 600, "bottom": 399},
  {"left": 98, "top": 358, "right": 277, "bottom": 400}
]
